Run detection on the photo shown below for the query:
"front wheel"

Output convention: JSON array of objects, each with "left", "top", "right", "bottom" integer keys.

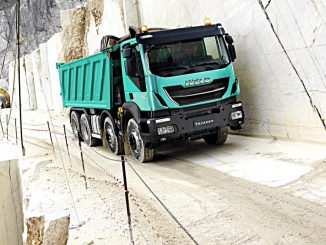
[
  {"left": 203, "top": 127, "right": 229, "bottom": 145},
  {"left": 127, "top": 118, "right": 154, "bottom": 163}
]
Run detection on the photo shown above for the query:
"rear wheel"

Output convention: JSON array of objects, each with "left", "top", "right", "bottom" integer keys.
[
  {"left": 70, "top": 111, "right": 80, "bottom": 139},
  {"left": 203, "top": 127, "right": 229, "bottom": 145},
  {"left": 80, "top": 114, "right": 97, "bottom": 146},
  {"left": 102, "top": 115, "right": 123, "bottom": 155},
  {"left": 127, "top": 118, "right": 154, "bottom": 163}
]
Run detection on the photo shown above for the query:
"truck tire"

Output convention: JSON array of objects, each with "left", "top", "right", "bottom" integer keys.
[
  {"left": 102, "top": 115, "right": 123, "bottom": 155},
  {"left": 127, "top": 118, "right": 154, "bottom": 163},
  {"left": 203, "top": 127, "right": 229, "bottom": 146},
  {"left": 70, "top": 111, "right": 80, "bottom": 139},
  {"left": 80, "top": 114, "right": 97, "bottom": 146}
]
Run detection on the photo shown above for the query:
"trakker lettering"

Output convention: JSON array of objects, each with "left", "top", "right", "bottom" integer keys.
[{"left": 194, "top": 119, "right": 214, "bottom": 127}]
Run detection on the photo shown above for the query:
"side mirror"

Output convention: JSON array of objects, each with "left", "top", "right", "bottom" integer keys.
[
  {"left": 225, "top": 35, "right": 234, "bottom": 45},
  {"left": 122, "top": 48, "right": 132, "bottom": 59},
  {"left": 228, "top": 44, "right": 236, "bottom": 62},
  {"left": 125, "top": 59, "right": 137, "bottom": 77}
]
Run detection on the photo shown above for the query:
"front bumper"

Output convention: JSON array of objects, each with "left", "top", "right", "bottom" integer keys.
[{"left": 141, "top": 97, "right": 244, "bottom": 147}]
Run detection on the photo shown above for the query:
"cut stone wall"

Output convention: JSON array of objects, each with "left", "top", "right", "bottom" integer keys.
[
  {"left": 39, "top": 43, "right": 53, "bottom": 110},
  {"left": 7, "top": 0, "right": 326, "bottom": 143},
  {"left": 47, "top": 33, "right": 64, "bottom": 112},
  {"left": 31, "top": 49, "right": 47, "bottom": 111},
  {"left": 86, "top": 0, "right": 127, "bottom": 55},
  {"left": 138, "top": 0, "right": 326, "bottom": 143},
  {"left": 25, "top": 54, "right": 37, "bottom": 110},
  {"left": 60, "top": 7, "right": 87, "bottom": 63},
  {"left": 0, "top": 159, "right": 24, "bottom": 245}
]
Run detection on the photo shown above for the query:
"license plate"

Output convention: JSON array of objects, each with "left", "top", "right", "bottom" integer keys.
[{"left": 193, "top": 118, "right": 215, "bottom": 128}]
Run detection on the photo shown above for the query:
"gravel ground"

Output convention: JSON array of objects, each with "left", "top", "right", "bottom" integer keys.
[{"left": 1, "top": 109, "right": 326, "bottom": 244}]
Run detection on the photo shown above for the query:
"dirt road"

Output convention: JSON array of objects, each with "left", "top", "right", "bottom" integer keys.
[{"left": 1, "top": 109, "right": 326, "bottom": 244}]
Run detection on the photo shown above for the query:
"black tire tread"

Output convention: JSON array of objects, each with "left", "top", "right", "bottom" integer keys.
[
  {"left": 203, "top": 127, "right": 229, "bottom": 146},
  {"left": 80, "top": 114, "right": 97, "bottom": 147}
]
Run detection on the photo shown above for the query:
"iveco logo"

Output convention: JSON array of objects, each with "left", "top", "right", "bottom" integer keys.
[
  {"left": 185, "top": 77, "right": 210, "bottom": 87},
  {"left": 194, "top": 119, "right": 214, "bottom": 127}
]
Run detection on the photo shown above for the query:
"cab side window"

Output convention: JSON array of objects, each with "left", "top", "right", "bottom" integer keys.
[{"left": 127, "top": 46, "right": 146, "bottom": 92}]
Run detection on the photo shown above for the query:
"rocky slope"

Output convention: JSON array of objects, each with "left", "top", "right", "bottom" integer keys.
[{"left": 0, "top": 0, "right": 85, "bottom": 80}]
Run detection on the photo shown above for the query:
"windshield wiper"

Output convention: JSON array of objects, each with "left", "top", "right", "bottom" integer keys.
[
  {"left": 158, "top": 66, "right": 190, "bottom": 72},
  {"left": 190, "top": 61, "right": 221, "bottom": 67}
]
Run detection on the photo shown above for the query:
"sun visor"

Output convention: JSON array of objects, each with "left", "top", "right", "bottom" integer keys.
[{"left": 136, "top": 24, "right": 225, "bottom": 47}]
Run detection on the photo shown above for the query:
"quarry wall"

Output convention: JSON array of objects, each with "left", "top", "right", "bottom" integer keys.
[
  {"left": 8, "top": 0, "right": 326, "bottom": 143},
  {"left": 0, "top": 159, "right": 24, "bottom": 245}
]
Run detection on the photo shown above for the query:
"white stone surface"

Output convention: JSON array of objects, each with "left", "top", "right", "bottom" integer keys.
[
  {"left": 31, "top": 49, "right": 47, "bottom": 111},
  {"left": 47, "top": 33, "right": 64, "bottom": 112},
  {"left": 20, "top": 57, "right": 30, "bottom": 110},
  {"left": 39, "top": 43, "right": 53, "bottom": 110},
  {"left": 138, "top": 0, "right": 326, "bottom": 143},
  {"left": 86, "top": 0, "right": 126, "bottom": 55},
  {"left": 12, "top": 0, "right": 325, "bottom": 143},
  {"left": 25, "top": 54, "right": 37, "bottom": 110},
  {"left": 0, "top": 159, "right": 23, "bottom": 245}
]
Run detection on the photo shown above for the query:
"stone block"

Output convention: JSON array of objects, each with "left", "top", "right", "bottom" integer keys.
[
  {"left": 39, "top": 43, "right": 53, "bottom": 110},
  {"left": 25, "top": 54, "right": 37, "bottom": 110},
  {"left": 43, "top": 216, "right": 70, "bottom": 245},
  {"left": 0, "top": 159, "right": 24, "bottom": 245},
  {"left": 31, "top": 49, "right": 47, "bottom": 111},
  {"left": 47, "top": 33, "right": 64, "bottom": 112},
  {"left": 26, "top": 216, "right": 45, "bottom": 245},
  {"left": 60, "top": 7, "right": 87, "bottom": 62}
]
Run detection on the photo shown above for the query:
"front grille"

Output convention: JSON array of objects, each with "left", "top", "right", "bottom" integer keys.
[{"left": 164, "top": 77, "right": 229, "bottom": 105}]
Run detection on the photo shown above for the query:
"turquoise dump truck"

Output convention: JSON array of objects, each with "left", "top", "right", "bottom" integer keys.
[{"left": 57, "top": 20, "right": 244, "bottom": 162}]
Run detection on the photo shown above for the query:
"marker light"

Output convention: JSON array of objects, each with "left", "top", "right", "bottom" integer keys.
[
  {"left": 204, "top": 18, "right": 212, "bottom": 26},
  {"left": 231, "top": 111, "right": 243, "bottom": 120},
  {"left": 140, "top": 25, "right": 148, "bottom": 33}
]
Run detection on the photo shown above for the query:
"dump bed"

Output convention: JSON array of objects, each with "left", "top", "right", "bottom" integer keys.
[{"left": 57, "top": 51, "right": 112, "bottom": 109}]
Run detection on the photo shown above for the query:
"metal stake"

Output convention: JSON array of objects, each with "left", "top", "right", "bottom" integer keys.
[
  {"left": 63, "top": 124, "right": 72, "bottom": 168},
  {"left": 78, "top": 134, "right": 88, "bottom": 189},
  {"left": 47, "top": 121, "right": 56, "bottom": 158},
  {"left": 121, "top": 155, "right": 134, "bottom": 245},
  {"left": 17, "top": 0, "right": 25, "bottom": 155}
]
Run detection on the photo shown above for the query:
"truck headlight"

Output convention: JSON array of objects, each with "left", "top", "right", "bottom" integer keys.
[
  {"left": 231, "top": 111, "right": 243, "bottom": 120},
  {"left": 157, "top": 125, "right": 175, "bottom": 135}
]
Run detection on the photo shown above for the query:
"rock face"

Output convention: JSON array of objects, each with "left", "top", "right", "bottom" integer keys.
[
  {"left": 26, "top": 216, "right": 45, "bottom": 245},
  {"left": 26, "top": 216, "right": 70, "bottom": 245},
  {"left": 5, "top": 0, "right": 326, "bottom": 142},
  {"left": 0, "top": 159, "right": 24, "bottom": 245},
  {"left": 60, "top": 7, "right": 87, "bottom": 63},
  {"left": 137, "top": 0, "right": 326, "bottom": 142},
  {"left": 43, "top": 216, "right": 70, "bottom": 245},
  {"left": 0, "top": 0, "right": 86, "bottom": 80}
]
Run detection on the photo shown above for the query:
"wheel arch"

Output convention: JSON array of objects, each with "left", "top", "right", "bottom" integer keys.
[
  {"left": 122, "top": 102, "right": 141, "bottom": 133},
  {"left": 70, "top": 108, "right": 88, "bottom": 124}
]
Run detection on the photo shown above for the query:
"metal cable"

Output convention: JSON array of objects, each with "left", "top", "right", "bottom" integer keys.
[
  {"left": 37, "top": 71, "right": 82, "bottom": 226},
  {"left": 126, "top": 159, "right": 199, "bottom": 245}
]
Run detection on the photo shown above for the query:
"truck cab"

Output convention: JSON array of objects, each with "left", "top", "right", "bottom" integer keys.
[
  {"left": 57, "top": 20, "right": 244, "bottom": 162},
  {"left": 116, "top": 23, "right": 244, "bottom": 161}
]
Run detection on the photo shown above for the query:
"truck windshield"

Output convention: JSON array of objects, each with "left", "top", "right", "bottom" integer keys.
[{"left": 147, "top": 36, "right": 230, "bottom": 77}]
